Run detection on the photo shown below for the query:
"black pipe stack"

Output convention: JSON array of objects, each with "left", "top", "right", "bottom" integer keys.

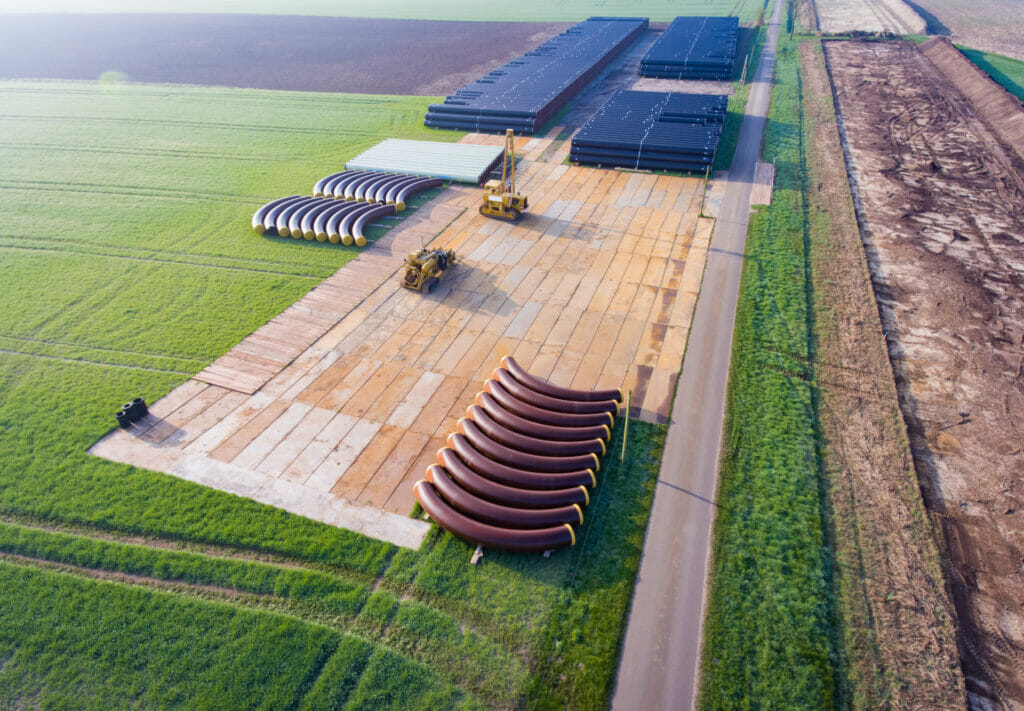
[
  {"left": 424, "top": 17, "right": 648, "bottom": 135},
  {"left": 641, "top": 16, "right": 739, "bottom": 80},
  {"left": 569, "top": 90, "right": 728, "bottom": 172}
]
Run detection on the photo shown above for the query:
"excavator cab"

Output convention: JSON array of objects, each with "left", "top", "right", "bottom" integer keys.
[{"left": 480, "top": 129, "right": 528, "bottom": 222}]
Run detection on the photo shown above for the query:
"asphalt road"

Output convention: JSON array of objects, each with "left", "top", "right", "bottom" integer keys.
[{"left": 610, "top": 2, "right": 784, "bottom": 709}]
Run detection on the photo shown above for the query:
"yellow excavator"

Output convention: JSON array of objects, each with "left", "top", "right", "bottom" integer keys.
[{"left": 480, "top": 129, "right": 528, "bottom": 222}]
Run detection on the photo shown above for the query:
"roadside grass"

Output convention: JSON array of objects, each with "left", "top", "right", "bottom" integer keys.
[
  {"left": 698, "top": 30, "right": 838, "bottom": 709},
  {"left": 0, "top": 1, "right": 770, "bottom": 23},
  {"left": 958, "top": 46, "right": 1024, "bottom": 101}
]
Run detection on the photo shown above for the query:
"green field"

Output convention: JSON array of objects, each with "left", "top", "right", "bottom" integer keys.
[
  {"left": 959, "top": 46, "right": 1024, "bottom": 101},
  {"left": 0, "top": 0, "right": 770, "bottom": 23},
  {"left": 698, "top": 31, "right": 838, "bottom": 709},
  {"left": 0, "top": 79, "right": 666, "bottom": 708}
]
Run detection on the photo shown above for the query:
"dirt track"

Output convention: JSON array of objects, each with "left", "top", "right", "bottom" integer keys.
[
  {"left": 826, "top": 39, "right": 1024, "bottom": 709},
  {"left": 0, "top": 14, "right": 569, "bottom": 95}
]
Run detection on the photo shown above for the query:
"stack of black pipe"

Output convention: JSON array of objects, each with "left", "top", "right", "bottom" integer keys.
[
  {"left": 569, "top": 90, "right": 727, "bottom": 172},
  {"left": 414, "top": 356, "right": 624, "bottom": 553},
  {"left": 640, "top": 16, "right": 738, "bottom": 80},
  {"left": 424, "top": 17, "right": 648, "bottom": 135}
]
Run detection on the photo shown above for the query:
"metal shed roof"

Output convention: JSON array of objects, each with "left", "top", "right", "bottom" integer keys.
[{"left": 345, "top": 139, "right": 504, "bottom": 184}]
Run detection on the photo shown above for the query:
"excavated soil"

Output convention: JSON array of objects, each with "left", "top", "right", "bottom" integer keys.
[
  {"left": 0, "top": 14, "right": 570, "bottom": 95},
  {"left": 826, "top": 39, "right": 1024, "bottom": 710}
]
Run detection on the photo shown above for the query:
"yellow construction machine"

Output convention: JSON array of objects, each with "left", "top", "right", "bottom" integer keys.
[
  {"left": 480, "top": 129, "right": 528, "bottom": 222},
  {"left": 402, "top": 248, "right": 457, "bottom": 292}
]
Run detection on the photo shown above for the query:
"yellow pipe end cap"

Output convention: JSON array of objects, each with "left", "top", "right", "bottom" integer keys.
[
  {"left": 564, "top": 523, "right": 576, "bottom": 547},
  {"left": 341, "top": 234, "right": 353, "bottom": 246},
  {"left": 354, "top": 236, "right": 367, "bottom": 247},
  {"left": 328, "top": 234, "right": 341, "bottom": 244},
  {"left": 579, "top": 486, "right": 590, "bottom": 506},
  {"left": 572, "top": 503, "right": 583, "bottom": 525},
  {"left": 590, "top": 452, "right": 600, "bottom": 472}
]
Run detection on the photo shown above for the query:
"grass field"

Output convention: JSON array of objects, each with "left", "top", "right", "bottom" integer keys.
[
  {"left": 697, "top": 30, "right": 839, "bottom": 709},
  {"left": 0, "top": 1, "right": 771, "bottom": 23},
  {"left": 959, "top": 45, "right": 1024, "bottom": 101},
  {"left": 0, "top": 79, "right": 655, "bottom": 708}
]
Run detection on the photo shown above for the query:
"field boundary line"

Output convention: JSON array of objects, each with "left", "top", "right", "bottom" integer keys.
[{"left": 0, "top": 348, "right": 195, "bottom": 375}]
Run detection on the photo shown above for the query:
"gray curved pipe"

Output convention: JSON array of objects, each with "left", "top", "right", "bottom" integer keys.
[
  {"left": 263, "top": 195, "right": 307, "bottom": 235},
  {"left": 327, "top": 171, "right": 369, "bottom": 199},
  {"left": 371, "top": 174, "right": 411, "bottom": 204},
  {"left": 384, "top": 176, "right": 423, "bottom": 206},
  {"left": 252, "top": 195, "right": 300, "bottom": 234},
  {"left": 288, "top": 198, "right": 331, "bottom": 240},
  {"left": 314, "top": 201, "right": 356, "bottom": 242},
  {"left": 313, "top": 170, "right": 348, "bottom": 197},
  {"left": 324, "top": 202, "right": 368, "bottom": 244},
  {"left": 353, "top": 174, "right": 393, "bottom": 203},
  {"left": 346, "top": 173, "right": 384, "bottom": 202},
  {"left": 337, "top": 203, "right": 379, "bottom": 246},
  {"left": 351, "top": 204, "right": 396, "bottom": 247},
  {"left": 394, "top": 177, "right": 443, "bottom": 211},
  {"left": 276, "top": 196, "right": 318, "bottom": 238},
  {"left": 300, "top": 199, "right": 340, "bottom": 240}
]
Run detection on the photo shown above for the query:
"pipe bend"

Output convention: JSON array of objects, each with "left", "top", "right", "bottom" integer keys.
[
  {"left": 261, "top": 195, "right": 305, "bottom": 235},
  {"left": 252, "top": 195, "right": 299, "bottom": 234},
  {"left": 438, "top": 446, "right": 591, "bottom": 507},
  {"left": 484, "top": 380, "right": 615, "bottom": 429},
  {"left": 457, "top": 418, "right": 599, "bottom": 474},
  {"left": 329, "top": 171, "right": 371, "bottom": 199},
  {"left": 502, "top": 355, "right": 622, "bottom": 402},
  {"left": 351, "top": 204, "right": 397, "bottom": 247},
  {"left": 467, "top": 405, "right": 604, "bottom": 457},
  {"left": 492, "top": 368, "right": 618, "bottom": 415},
  {"left": 446, "top": 433, "right": 594, "bottom": 490},
  {"left": 414, "top": 480, "right": 575, "bottom": 552},
  {"left": 276, "top": 196, "right": 318, "bottom": 238},
  {"left": 475, "top": 391, "right": 610, "bottom": 443},
  {"left": 313, "top": 170, "right": 348, "bottom": 197}
]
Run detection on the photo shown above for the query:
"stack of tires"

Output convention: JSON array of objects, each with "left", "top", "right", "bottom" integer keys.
[
  {"left": 114, "top": 397, "right": 148, "bottom": 429},
  {"left": 414, "top": 356, "right": 624, "bottom": 553}
]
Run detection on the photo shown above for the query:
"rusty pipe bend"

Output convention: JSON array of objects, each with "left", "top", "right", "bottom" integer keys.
[
  {"left": 414, "top": 480, "right": 575, "bottom": 553},
  {"left": 492, "top": 368, "right": 618, "bottom": 415},
  {"left": 427, "top": 465, "right": 582, "bottom": 529},
  {"left": 445, "top": 433, "right": 594, "bottom": 490},
  {"left": 467, "top": 404, "right": 605, "bottom": 457},
  {"left": 484, "top": 379, "right": 615, "bottom": 428},
  {"left": 501, "top": 355, "right": 622, "bottom": 403},
  {"left": 457, "top": 418, "right": 600, "bottom": 474},
  {"left": 437, "top": 446, "right": 590, "bottom": 508},
  {"left": 475, "top": 391, "right": 610, "bottom": 443}
]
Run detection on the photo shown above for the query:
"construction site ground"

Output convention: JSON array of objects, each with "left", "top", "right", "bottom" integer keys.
[
  {"left": 825, "top": 39, "right": 1024, "bottom": 709},
  {"left": 92, "top": 130, "right": 715, "bottom": 550}
]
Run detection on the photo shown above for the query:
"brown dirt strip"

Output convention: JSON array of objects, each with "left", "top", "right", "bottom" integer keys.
[
  {"left": 0, "top": 14, "right": 570, "bottom": 95},
  {"left": 902, "top": 0, "right": 1024, "bottom": 62},
  {"left": 825, "top": 38, "right": 1024, "bottom": 709},
  {"left": 802, "top": 40, "right": 964, "bottom": 709}
]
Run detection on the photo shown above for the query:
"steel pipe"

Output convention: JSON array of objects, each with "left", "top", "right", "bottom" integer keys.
[
  {"left": 457, "top": 418, "right": 599, "bottom": 474},
  {"left": 484, "top": 379, "right": 614, "bottom": 428},
  {"left": 329, "top": 171, "right": 372, "bottom": 199},
  {"left": 474, "top": 391, "right": 609, "bottom": 443},
  {"left": 313, "top": 171, "right": 348, "bottom": 197},
  {"left": 445, "top": 433, "right": 594, "bottom": 490},
  {"left": 492, "top": 368, "right": 618, "bottom": 415},
  {"left": 261, "top": 195, "right": 306, "bottom": 235},
  {"left": 426, "top": 465, "right": 582, "bottom": 529},
  {"left": 351, "top": 204, "right": 396, "bottom": 248},
  {"left": 288, "top": 198, "right": 330, "bottom": 241},
  {"left": 501, "top": 355, "right": 622, "bottom": 402},
  {"left": 437, "top": 446, "right": 590, "bottom": 508},
  {"left": 252, "top": 195, "right": 300, "bottom": 234},
  {"left": 466, "top": 405, "right": 604, "bottom": 457},
  {"left": 324, "top": 202, "right": 368, "bottom": 244},
  {"left": 276, "top": 196, "right": 318, "bottom": 238},
  {"left": 395, "top": 177, "right": 443, "bottom": 211},
  {"left": 414, "top": 480, "right": 576, "bottom": 552}
]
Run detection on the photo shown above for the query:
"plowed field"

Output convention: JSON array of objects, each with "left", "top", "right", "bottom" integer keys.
[
  {"left": 0, "top": 14, "right": 569, "bottom": 95},
  {"left": 826, "top": 39, "right": 1024, "bottom": 710}
]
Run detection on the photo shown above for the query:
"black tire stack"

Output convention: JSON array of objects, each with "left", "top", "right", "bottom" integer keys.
[{"left": 115, "top": 397, "right": 148, "bottom": 429}]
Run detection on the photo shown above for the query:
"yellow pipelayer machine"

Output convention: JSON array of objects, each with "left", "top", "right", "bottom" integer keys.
[{"left": 480, "top": 129, "right": 528, "bottom": 222}]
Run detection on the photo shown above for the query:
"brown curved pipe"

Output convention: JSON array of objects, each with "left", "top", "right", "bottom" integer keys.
[
  {"left": 427, "top": 465, "right": 582, "bottom": 529},
  {"left": 484, "top": 379, "right": 614, "bottom": 429},
  {"left": 492, "top": 368, "right": 618, "bottom": 415},
  {"left": 475, "top": 391, "right": 610, "bottom": 443},
  {"left": 502, "top": 355, "right": 623, "bottom": 403},
  {"left": 437, "top": 447, "right": 590, "bottom": 508},
  {"left": 414, "top": 480, "right": 575, "bottom": 552},
  {"left": 466, "top": 405, "right": 605, "bottom": 457},
  {"left": 457, "top": 419, "right": 599, "bottom": 474},
  {"left": 445, "top": 434, "right": 594, "bottom": 490}
]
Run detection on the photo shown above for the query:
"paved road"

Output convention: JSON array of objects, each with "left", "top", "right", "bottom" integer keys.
[{"left": 610, "top": 3, "right": 784, "bottom": 709}]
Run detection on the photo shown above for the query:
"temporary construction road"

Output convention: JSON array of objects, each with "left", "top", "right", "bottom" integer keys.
[{"left": 611, "top": 0, "right": 784, "bottom": 708}]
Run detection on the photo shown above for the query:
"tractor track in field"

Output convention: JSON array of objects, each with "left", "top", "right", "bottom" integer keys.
[
  {"left": 0, "top": 113, "right": 398, "bottom": 137},
  {"left": 0, "top": 141, "right": 281, "bottom": 163},
  {"left": 0, "top": 179, "right": 262, "bottom": 205},
  {"left": 0, "top": 334, "right": 209, "bottom": 368},
  {"left": 0, "top": 240, "right": 330, "bottom": 280},
  {"left": 0, "top": 348, "right": 196, "bottom": 376}
]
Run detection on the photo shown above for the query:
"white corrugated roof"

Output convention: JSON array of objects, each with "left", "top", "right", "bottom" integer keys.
[{"left": 345, "top": 139, "right": 503, "bottom": 184}]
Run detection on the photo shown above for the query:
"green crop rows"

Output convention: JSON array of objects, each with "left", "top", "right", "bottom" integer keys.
[
  {"left": 698, "top": 31, "right": 838, "bottom": 710},
  {"left": 0, "top": 1, "right": 771, "bottom": 23}
]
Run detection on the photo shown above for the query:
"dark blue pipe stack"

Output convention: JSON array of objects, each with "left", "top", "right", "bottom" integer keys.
[
  {"left": 641, "top": 16, "right": 739, "bottom": 80},
  {"left": 569, "top": 90, "right": 728, "bottom": 172},
  {"left": 424, "top": 17, "right": 648, "bottom": 135}
]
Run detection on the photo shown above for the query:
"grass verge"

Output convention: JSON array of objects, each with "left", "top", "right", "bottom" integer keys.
[
  {"left": 958, "top": 45, "right": 1024, "bottom": 101},
  {"left": 697, "top": 29, "right": 838, "bottom": 709}
]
